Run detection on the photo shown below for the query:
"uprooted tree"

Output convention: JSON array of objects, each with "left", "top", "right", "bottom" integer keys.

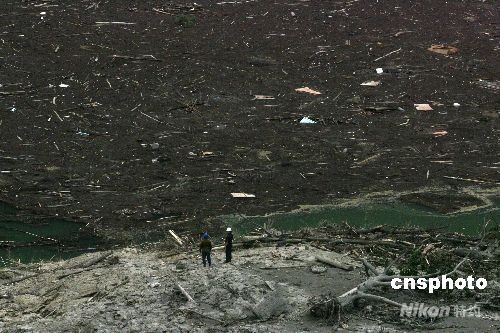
[
  {"left": 309, "top": 221, "right": 499, "bottom": 324},
  {"left": 309, "top": 256, "right": 478, "bottom": 324}
]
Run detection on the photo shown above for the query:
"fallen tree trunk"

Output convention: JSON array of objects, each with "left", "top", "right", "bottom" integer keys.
[
  {"left": 239, "top": 235, "right": 410, "bottom": 248},
  {"left": 328, "top": 238, "right": 409, "bottom": 248},
  {"left": 309, "top": 257, "right": 468, "bottom": 323},
  {"left": 453, "top": 247, "right": 490, "bottom": 260},
  {"left": 1, "top": 272, "right": 40, "bottom": 285},
  {"left": 66, "top": 251, "right": 113, "bottom": 270},
  {"left": 315, "top": 255, "right": 354, "bottom": 271}
]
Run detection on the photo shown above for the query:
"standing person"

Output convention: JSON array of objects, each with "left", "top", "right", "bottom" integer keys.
[
  {"left": 225, "top": 227, "right": 234, "bottom": 263},
  {"left": 199, "top": 233, "right": 212, "bottom": 267}
]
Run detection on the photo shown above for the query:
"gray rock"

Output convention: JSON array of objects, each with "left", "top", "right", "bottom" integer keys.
[
  {"left": 251, "top": 287, "right": 290, "bottom": 320},
  {"left": 175, "top": 261, "right": 187, "bottom": 271}
]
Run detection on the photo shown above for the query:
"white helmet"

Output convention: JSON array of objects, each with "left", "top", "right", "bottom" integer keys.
[{"left": 226, "top": 227, "right": 232, "bottom": 232}]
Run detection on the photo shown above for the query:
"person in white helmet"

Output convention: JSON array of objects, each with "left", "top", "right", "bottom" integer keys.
[{"left": 225, "top": 227, "right": 234, "bottom": 263}]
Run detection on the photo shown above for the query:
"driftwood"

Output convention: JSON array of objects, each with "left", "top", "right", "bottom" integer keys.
[
  {"left": 240, "top": 235, "right": 409, "bottom": 249},
  {"left": 176, "top": 283, "right": 195, "bottom": 303},
  {"left": 66, "top": 251, "right": 113, "bottom": 270},
  {"left": 110, "top": 54, "right": 160, "bottom": 61},
  {"left": 0, "top": 242, "right": 113, "bottom": 286},
  {"left": 443, "top": 176, "right": 499, "bottom": 185},
  {"left": 211, "top": 230, "right": 420, "bottom": 256},
  {"left": 212, "top": 243, "right": 244, "bottom": 251},
  {"left": 183, "top": 308, "right": 224, "bottom": 324},
  {"left": 315, "top": 255, "right": 354, "bottom": 271},
  {"left": 310, "top": 257, "right": 469, "bottom": 324},
  {"left": 453, "top": 247, "right": 490, "bottom": 260},
  {"left": 169, "top": 230, "right": 184, "bottom": 246},
  {"left": 57, "top": 265, "right": 102, "bottom": 280},
  {"left": 1, "top": 272, "right": 40, "bottom": 285},
  {"left": 241, "top": 235, "right": 267, "bottom": 242},
  {"left": 264, "top": 280, "right": 275, "bottom": 291},
  {"left": 374, "top": 48, "right": 402, "bottom": 62},
  {"left": 259, "top": 264, "right": 309, "bottom": 270},
  {"left": 328, "top": 238, "right": 409, "bottom": 247},
  {"left": 58, "top": 252, "right": 114, "bottom": 279},
  {"left": 0, "top": 91, "right": 27, "bottom": 95}
]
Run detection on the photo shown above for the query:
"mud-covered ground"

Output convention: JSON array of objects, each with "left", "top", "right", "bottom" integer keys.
[
  {"left": 0, "top": 0, "right": 499, "bottom": 239},
  {"left": 1, "top": 240, "right": 498, "bottom": 332}
]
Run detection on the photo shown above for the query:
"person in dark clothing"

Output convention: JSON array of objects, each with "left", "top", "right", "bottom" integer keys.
[
  {"left": 225, "top": 227, "right": 233, "bottom": 263},
  {"left": 199, "top": 233, "right": 212, "bottom": 267}
]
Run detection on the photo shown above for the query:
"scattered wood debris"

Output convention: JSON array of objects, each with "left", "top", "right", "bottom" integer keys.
[
  {"left": 428, "top": 44, "right": 459, "bottom": 55},
  {"left": 360, "top": 80, "right": 381, "bottom": 87},
  {"left": 231, "top": 192, "right": 256, "bottom": 198},
  {"left": 414, "top": 103, "right": 433, "bottom": 111},
  {"left": 253, "top": 95, "right": 275, "bottom": 100},
  {"left": 169, "top": 230, "right": 184, "bottom": 246},
  {"left": 295, "top": 87, "right": 322, "bottom": 95}
]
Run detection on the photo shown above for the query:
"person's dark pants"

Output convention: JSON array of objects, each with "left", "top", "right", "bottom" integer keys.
[
  {"left": 225, "top": 245, "right": 232, "bottom": 263},
  {"left": 202, "top": 251, "right": 211, "bottom": 267}
]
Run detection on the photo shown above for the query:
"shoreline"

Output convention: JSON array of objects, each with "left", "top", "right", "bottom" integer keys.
[
  {"left": 2, "top": 186, "right": 499, "bottom": 267},
  {"left": 1, "top": 224, "right": 498, "bottom": 332}
]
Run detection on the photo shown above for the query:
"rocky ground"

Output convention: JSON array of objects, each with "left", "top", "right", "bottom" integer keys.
[
  {"left": 0, "top": 0, "right": 498, "bottom": 241},
  {"left": 1, "top": 225, "right": 499, "bottom": 332}
]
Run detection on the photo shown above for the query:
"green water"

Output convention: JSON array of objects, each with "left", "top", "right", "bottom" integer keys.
[
  {"left": 225, "top": 203, "right": 499, "bottom": 237},
  {"left": 2, "top": 195, "right": 499, "bottom": 266},
  {"left": 0, "top": 202, "right": 102, "bottom": 266}
]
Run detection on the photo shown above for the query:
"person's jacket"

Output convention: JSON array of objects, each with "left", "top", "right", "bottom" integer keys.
[
  {"left": 199, "top": 239, "right": 212, "bottom": 253},
  {"left": 225, "top": 233, "right": 234, "bottom": 247}
]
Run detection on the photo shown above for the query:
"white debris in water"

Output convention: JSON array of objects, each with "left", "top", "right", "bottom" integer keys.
[{"left": 299, "top": 117, "right": 316, "bottom": 124}]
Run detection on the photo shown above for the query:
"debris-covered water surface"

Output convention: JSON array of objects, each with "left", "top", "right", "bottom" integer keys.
[
  {"left": 0, "top": 201, "right": 105, "bottom": 267},
  {"left": 0, "top": 0, "right": 498, "bottom": 240}
]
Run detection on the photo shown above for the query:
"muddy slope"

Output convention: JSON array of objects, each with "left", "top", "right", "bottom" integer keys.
[{"left": 1, "top": 245, "right": 499, "bottom": 332}]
